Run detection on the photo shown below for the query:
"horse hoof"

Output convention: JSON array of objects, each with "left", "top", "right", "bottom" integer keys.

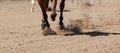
[
  {"left": 42, "top": 28, "right": 57, "bottom": 36},
  {"left": 60, "top": 26, "right": 64, "bottom": 30},
  {"left": 51, "top": 13, "right": 57, "bottom": 21},
  {"left": 47, "top": 7, "right": 52, "bottom": 11},
  {"left": 59, "top": 23, "right": 65, "bottom": 30}
]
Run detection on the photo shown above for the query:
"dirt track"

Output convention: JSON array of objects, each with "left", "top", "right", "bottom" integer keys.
[{"left": 0, "top": 0, "right": 120, "bottom": 53}]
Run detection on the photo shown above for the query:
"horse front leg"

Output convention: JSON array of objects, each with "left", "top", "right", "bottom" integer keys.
[
  {"left": 59, "top": 0, "right": 65, "bottom": 30},
  {"left": 38, "top": 0, "right": 50, "bottom": 30}
]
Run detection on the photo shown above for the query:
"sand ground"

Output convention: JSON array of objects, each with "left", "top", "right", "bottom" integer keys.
[{"left": 0, "top": 0, "right": 120, "bottom": 53}]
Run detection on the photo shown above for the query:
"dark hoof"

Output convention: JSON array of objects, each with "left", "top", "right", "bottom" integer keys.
[
  {"left": 47, "top": 7, "right": 52, "bottom": 11},
  {"left": 51, "top": 13, "right": 57, "bottom": 21},
  {"left": 60, "top": 26, "right": 64, "bottom": 30},
  {"left": 59, "top": 22, "right": 65, "bottom": 30},
  {"left": 42, "top": 28, "right": 57, "bottom": 36},
  {"left": 59, "top": 24, "right": 65, "bottom": 30}
]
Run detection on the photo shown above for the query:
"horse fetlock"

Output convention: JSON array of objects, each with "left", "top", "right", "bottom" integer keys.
[
  {"left": 41, "top": 20, "right": 47, "bottom": 30},
  {"left": 41, "top": 23, "right": 47, "bottom": 30}
]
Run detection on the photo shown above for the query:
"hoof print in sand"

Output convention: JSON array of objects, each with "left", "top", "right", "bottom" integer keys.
[
  {"left": 56, "top": 26, "right": 71, "bottom": 34},
  {"left": 42, "top": 28, "right": 57, "bottom": 36}
]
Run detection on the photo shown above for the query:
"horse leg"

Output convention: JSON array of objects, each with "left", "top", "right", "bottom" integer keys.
[
  {"left": 46, "top": 0, "right": 49, "bottom": 9},
  {"left": 38, "top": 0, "right": 50, "bottom": 30},
  {"left": 31, "top": 0, "right": 35, "bottom": 12},
  {"left": 59, "top": 0, "right": 65, "bottom": 30},
  {"left": 47, "top": 0, "right": 52, "bottom": 11},
  {"left": 50, "top": 0, "right": 57, "bottom": 21}
]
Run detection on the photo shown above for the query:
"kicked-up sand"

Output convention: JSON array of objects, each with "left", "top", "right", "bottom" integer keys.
[{"left": 0, "top": 0, "right": 120, "bottom": 53}]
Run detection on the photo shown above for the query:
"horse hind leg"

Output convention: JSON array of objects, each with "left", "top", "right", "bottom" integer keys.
[
  {"left": 46, "top": 0, "right": 49, "bottom": 10},
  {"left": 31, "top": 0, "right": 35, "bottom": 12},
  {"left": 59, "top": 0, "right": 65, "bottom": 30},
  {"left": 47, "top": 0, "right": 52, "bottom": 11},
  {"left": 50, "top": 0, "right": 57, "bottom": 21}
]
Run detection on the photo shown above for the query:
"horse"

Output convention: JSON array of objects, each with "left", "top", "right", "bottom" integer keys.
[{"left": 38, "top": 0, "right": 65, "bottom": 31}]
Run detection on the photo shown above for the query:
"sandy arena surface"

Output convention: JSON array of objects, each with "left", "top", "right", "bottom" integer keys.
[{"left": 0, "top": 0, "right": 120, "bottom": 53}]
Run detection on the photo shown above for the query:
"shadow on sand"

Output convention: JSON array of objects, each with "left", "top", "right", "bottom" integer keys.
[
  {"left": 64, "top": 31, "right": 120, "bottom": 37},
  {"left": 56, "top": 9, "right": 70, "bottom": 12}
]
